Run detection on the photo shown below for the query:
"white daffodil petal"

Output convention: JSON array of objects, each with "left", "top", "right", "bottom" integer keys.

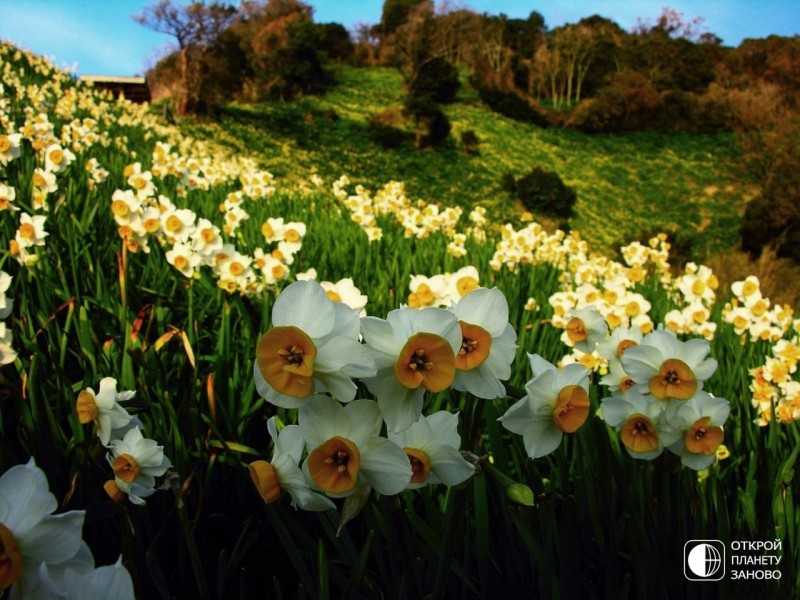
[
  {"left": 17, "top": 511, "right": 86, "bottom": 564},
  {"left": 272, "top": 281, "right": 335, "bottom": 338},
  {"left": 527, "top": 354, "right": 555, "bottom": 378},
  {"left": 622, "top": 344, "right": 664, "bottom": 380},
  {"left": 315, "top": 337, "right": 377, "bottom": 379},
  {"left": 359, "top": 437, "right": 412, "bottom": 495},
  {"left": 314, "top": 370, "right": 358, "bottom": 403},
  {"left": 0, "top": 460, "right": 58, "bottom": 536},
  {"left": 428, "top": 444, "right": 475, "bottom": 486},
  {"left": 453, "top": 366, "right": 505, "bottom": 399},
  {"left": 424, "top": 411, "right": 461, "bottom": 448},
  {"left": 498, "top": 397, "right": 532, "bottom": 435},
  {"left": 344, "top": 399, "right": 384, "bottom": 446},
  {"left": 522, "top": 421, "right": 562, "bottom": 459},
  {"left": 273, "top": 424, "right": 305, "bottom": 463},
  {"left": 298, "top": 395, "right": 350, "bottom": 448},
  {"left": 374, "top": 378, "right": 425, "bottom": 433},
  {"left": 452, "top": 288, "right": 509, "bottom": 337},
  {"left": 359, "top": 316, "right": 401, "bottom": 362}
]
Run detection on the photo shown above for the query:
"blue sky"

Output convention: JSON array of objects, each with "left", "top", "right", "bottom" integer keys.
[{"left": 0, "top": 1, "right": 798, "bottom": 76}]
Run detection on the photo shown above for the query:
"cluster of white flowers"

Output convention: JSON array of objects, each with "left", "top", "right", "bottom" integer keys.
[
  {"left": 558, "top": 306, "right": 729, "bottom": 470},
  {"left": 76, "top": 378, "right": 171, "bottom": 506},
  {"left": 405, "top": 265, "right": 481, "bottom": 308},
  {"left": 249, "top": 280, "right": 519, "bottom": 510},
  {"left": 331, "top": 177, "right": 468, "bottom": 247}
]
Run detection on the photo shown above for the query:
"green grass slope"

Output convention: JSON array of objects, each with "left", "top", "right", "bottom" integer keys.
[{"left": 186, "top": 66, "right": 749, "bottom": 259}]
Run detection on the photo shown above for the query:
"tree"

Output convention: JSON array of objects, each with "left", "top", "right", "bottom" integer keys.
[
  {"left": 232, "top": 0, "right": 328, "bottom": 101},
  {"left": 532, "top": 23, "right": 604, "bottom": 109},
  {"left": 379, "top": 0, "right": 427, "bottom": 37},
  {"left": 626, "top": 7, "right": 717, "bottom": 93},
  {"left": 134, "top": 0, "right": 236, "bottom": 114}
]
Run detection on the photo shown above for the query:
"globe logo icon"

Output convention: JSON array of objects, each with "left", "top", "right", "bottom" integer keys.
[{"left": 685, "top": 541, "right": 725, "bottom": 580}]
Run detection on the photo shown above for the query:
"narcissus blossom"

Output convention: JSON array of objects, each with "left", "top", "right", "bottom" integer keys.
[
  {"left": 562, "top": 306, "right": 608, "bottom": 354},
  {"left": 449, "top": 287, "right": 517, "bottom": 399},
  {"left": 600, "top": 391, "right": 681, "bottom": 460},
  {"left": 622, "top": 329, "right": 717, "bottom": 401},
  {"left": 499, "top": 355, "right": 591, "bottom": 459},
  {"left": 75, "top": 377, "right": 134, "bottom": 445},
  {"left": 106, "top": 427, "right": 171, "bottom": 505},
  {"left": 0, "top": 459, "right": 90, "bottom": 599},
  {"left": 361, "top": 307, "right": 461, "bottom": 432},
  {"left": 298, "top": 396, "right": 411, "bottom": 497},
  {"left": 320, "top": 278, "right": 368, "bottom": 315},
  {"left": 254, "top": 280, "right": 376, "bottom": 408},
  {"left": 249, "top": 416, "right": 335, "bottom": 511},
  {"left": 387, "top": 411, "right": 475, "bottom": 489},
  {"left": 665, "top": 391, "right": 730, "bottom": 470}
]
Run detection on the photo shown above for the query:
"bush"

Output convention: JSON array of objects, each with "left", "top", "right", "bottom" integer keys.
[
  {"left": 367, "top": 110, "right": 409, "bottom": 149},
  {"left": 510, "top": 167, "right": 577, "bottom": 219},
  {"left": 470, "top": 79, "right": 550, "bottom": 127},
  {"left": 500, "top": 171, "right": 517, "bottom": 194},
  {"left": 564, "top": 70, "right": 662, "bottom": 133},
  {"left": 409, "top": 57, "right": 460, "bottom": 104},
  {"left": 403, "top": 95, "right": 451, "bottom": 148},
  {"left": 460, "top": 129, "right": 480, "bottom": 155},
  {"left": 740, "top": 185, "right": 800, "bottom": 263}
]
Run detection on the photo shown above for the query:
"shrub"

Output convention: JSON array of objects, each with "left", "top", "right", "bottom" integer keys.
[
  {"left": 403, "top": 95, "right": 451, "bottom": 148},
  {"left": 565, "top": 70, "right": 662, "bottom": 133},
  {"left": 470, "top": 79, "right": 550, "bottom": 127},
  {"left": 367, "top": 110, "right": 409, "bottom": 149},
  {"left": 740, "top": 184, "right": 800, "bottom": 263},
  {"left": 511, "top": 168, "right": 577, "bottom": 219},
  {"left": 460, "top": 129, "right": 480, "bottom": 155},
  {"left": 409, "top": 57, "right": 460, "bottom": 104},
  {"left": 500, "top": 172, "right": 517, "bottom": 194}
]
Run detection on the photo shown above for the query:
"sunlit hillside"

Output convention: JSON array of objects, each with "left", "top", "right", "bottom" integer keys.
[{"left": 183, "top": 66, "right": 749, "bottom": 259}]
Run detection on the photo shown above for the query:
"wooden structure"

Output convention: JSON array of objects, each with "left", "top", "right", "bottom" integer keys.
[{"left": 79, "top": 75, "right": 151, "bottom": 103}]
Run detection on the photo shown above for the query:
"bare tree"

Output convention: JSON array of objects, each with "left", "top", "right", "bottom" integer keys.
[{"left": 133, "top": 0, "right": 236, "bottom": 114}]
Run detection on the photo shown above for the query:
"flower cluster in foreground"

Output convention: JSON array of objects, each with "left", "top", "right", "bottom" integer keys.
[{"left": 248, "top": 279, "right": 518, "bottom": 509}]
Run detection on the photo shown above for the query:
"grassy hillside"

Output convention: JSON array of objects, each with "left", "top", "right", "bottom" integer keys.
[{"left": 186, "top": 66, "right": 749, "bottom": 259}]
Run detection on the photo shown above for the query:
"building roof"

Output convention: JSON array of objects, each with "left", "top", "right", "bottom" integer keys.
[{"left": 79, "top": 75, "right": 146, "bottom": 84}]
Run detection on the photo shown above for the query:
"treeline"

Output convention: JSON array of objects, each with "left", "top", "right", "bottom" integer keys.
[
  {"left": 138, "top": 0, "right": 353, "bottom": 114},
  {"left": 137, "top": 0, "right": 800, "bottom": 262}
]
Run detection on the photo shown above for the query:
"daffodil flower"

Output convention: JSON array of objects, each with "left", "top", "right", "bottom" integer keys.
[
  {"left": 600, "top": 391, "right": 681, "bottom": 460},
  {"left": 562, "top": 306, "right": 608, "bottom": 354},
  {"left": 0, "top": 459, "right": 90, "bottom": 598},
  {"left": 0, "top": 322, "right": 16, "bottom": 366},
  {"left": 361, "top": 307, "right": 461, "bottom": 432},
  {"left": 596, "top": 325, "right": 643, "bottom": 363},
  {"left": 665, "top": 391, "right": 730, "bottom": 470},
  {"left": 298, "top": 396, "right": 411, "bottom": 498},
  {"left": 249, "top": 417, "right": 335, "bottom": 511},
  {"left": 0, "top": 271, "right": 15, "bottom": 320},
  {"left": 622, "top": 329, "right": 718, "bottom": 401},
  {"left": 387, "top": 411, "right": 475, "bottom": 489},
  {"left": 499, "top": 355, "right": 591, "bottom": 459},
  {"left": 449, "top": 287, "right": 517, "bottom": 399},
  {"left": 106, "top": 428, "right": 171, "bottom": 505},
  {"left": 75, "top": 377, "right": 134, "bottom": 445},
  {"left": 254, "top": 281, "right": 376, "bottom": 408}
]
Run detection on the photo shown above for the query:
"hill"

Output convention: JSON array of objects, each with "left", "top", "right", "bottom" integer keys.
[{"left": 184, "top": 66, "right": 750, "bottom": 259}]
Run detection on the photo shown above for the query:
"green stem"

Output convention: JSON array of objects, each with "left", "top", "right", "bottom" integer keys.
[{"left": 176, "top": 492, "right": 211, "bottom": 600}]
